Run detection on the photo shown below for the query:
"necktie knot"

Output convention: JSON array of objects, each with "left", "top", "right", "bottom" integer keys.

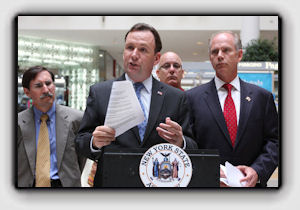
[
  {"left": 223, "top": 84, "right": 233, "bottom": 96},
  {"left": 134, "top": 82, "right": 144, "bottom": 94},
  {"left": 40, "top": 114, "right": 49, "bottom": 123},
  {"left": 223, "top": 83, "right": 232, "bottom": 92}
]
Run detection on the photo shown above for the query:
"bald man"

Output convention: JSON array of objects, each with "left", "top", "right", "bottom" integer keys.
[{"left": 156, "top": 52, "right": 185, "bottom": 91}]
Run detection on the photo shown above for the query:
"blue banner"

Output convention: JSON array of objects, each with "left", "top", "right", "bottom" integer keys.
[{"left": 238, "top": 72, "right": 273, "bottom": 93}]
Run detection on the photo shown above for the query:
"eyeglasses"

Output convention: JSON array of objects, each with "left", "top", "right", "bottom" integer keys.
[{"left": 159, "top": 63, "right": 182, "bottom": 70}]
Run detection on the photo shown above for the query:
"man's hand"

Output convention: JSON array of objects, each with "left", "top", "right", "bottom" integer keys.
[
  {"left": 92, "top": 126, "right": 116, "bottom": 149},
  {"left": 237, "top": 165, "right": 258, "bottom": 187},
  {"left": 156, "top": 117, "right": 183, "bottom": 147}
]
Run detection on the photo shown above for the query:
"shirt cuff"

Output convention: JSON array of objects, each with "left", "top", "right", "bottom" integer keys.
[
  {"left": 90, "top": 136, "right": 102, "bottom": 152},
  {"left": 182, "top": 135, "right": 186, "bottom": 149}
]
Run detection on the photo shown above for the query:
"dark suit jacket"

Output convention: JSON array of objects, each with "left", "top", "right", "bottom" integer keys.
[
  {"left": 186, "top": 78, "right": 279, "bottom": 187},
  {"left": 75, "top": 74, "right": 197, "bottom": 160},
  {"left": 17, "top": 104, "right": 85, "bottom": 187}
]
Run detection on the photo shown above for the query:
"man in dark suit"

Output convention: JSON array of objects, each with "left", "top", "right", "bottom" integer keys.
[
  {"left": 187, "top": 31, "right": 278, "bottom": 187},
  {"left": 75, "top": 23, "right": 197, "bottom": 164},
  {"left": 18, "top": 66, "right": 85, "bottom": 187}
]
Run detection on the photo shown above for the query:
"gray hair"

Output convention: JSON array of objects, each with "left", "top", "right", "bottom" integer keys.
[{"left": 208, "top": 31, "right": 242, "bottom": 53}]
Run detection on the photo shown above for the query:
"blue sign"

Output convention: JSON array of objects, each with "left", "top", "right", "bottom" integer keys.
[{"left": 238, "top": 72, "right": 273, "bottom": 93}]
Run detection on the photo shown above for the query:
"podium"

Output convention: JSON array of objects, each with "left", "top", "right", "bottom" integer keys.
[{"left": 94, "top": 147, "right": 219, "bottom": 187}]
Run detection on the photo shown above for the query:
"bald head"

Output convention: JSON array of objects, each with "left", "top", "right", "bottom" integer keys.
[
  {"left": 159, "top": 52, "right": 182, "bottom": 66},
  {"left": 156, "top": 52, "right": 184, "bottom": 89}
]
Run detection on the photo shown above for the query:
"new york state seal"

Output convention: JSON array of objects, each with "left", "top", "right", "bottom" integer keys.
[{"left": 139, "top": 143, "right": 192, "bottom": 187}]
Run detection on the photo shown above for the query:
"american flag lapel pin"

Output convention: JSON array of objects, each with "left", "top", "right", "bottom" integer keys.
[
  {"left": 246, "top": 96, "right": 251, "bottom": 102},
  {"left": 157, "top": 91, "right": 163, "bottom": 96}
]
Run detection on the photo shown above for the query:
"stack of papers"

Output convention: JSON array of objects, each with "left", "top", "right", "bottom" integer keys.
[
  {"left": 220, "top": 161, "right": 247, "bottom": 187},
  {"left": 104, "top": 81, "right": 145, "bottom": 137}
]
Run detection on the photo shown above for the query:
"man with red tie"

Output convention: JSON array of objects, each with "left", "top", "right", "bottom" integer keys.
[{"left": 186, "top": 31, "right": 278, "bottom": 187}]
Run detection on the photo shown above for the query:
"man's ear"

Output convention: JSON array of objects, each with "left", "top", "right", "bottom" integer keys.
[
  {"left": 237, "top": 49, "right": 243, "bottom": 62},
  {"left": 23, "top": 87, "right": 31, "bottom": 98},
  {"left": 154, "top": 52, "right": 161, "bottom": 65},
  {"left": 156, "top": 69, "right": 161, "bottom": 79},
  {"left": 180, "top": 69, "right": 185, "bottom": 79}
]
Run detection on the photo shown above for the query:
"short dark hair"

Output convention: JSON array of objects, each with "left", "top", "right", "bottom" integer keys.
[
  {"left": 22, "top": 66, "right": 55, "bottom": 89},
  {"left": 124, "top": 23, "right": 162, "bottom": 53}
]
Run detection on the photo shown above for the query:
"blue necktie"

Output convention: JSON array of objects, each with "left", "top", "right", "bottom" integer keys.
[{"left": 134, "top": 82, "right": 147, "bottom": 141}]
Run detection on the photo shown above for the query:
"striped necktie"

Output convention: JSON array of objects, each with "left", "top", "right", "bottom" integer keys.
[{"left": 134, "top": 82, "right": 148, "bottom": 141}]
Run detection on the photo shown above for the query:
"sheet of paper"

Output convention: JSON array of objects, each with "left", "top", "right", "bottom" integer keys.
[
  {"left": 225, "top": 161, "right": 246, "bottom": 187},
  {"left": 104, "top": 80, "right": 145, "bottom": 137},
  {"left": 220, "top": 164, "right": 229, "bottom": 186}
]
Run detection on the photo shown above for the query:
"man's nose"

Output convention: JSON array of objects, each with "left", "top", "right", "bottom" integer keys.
[
  {"left": 217, "top": 51, "right": 224, "bottom": 61},
  {"left": 41, "top": 83, "right": 50, "bottom": 92},
  {"left": 218, "top": 49, "right": 225, "bottom": 57},
  {"left": 168, "top": 66, "right": 175, "bottom": 74},
  {"left": 131, "top": 48, "right": 139, "bottom": 60}
]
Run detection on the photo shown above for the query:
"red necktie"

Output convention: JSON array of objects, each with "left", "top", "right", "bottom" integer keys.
[{"left": 223, "top": 84, "right": 237, "bottom": 146}]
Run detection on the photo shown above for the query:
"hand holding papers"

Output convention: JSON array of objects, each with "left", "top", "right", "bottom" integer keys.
[
  {"left": 220, "top": 161, "right": 247, "bottom": 187},
  {"left": 104, "top": 81, "right": 145, "bottom": 137}
]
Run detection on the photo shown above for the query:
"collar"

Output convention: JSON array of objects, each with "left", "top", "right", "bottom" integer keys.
[
  {"left": 33, "top": 102, "right": 56, "bottom": 123},
  {"left": 214, "top": 75, "right": 240, "bottom": 92},
  {"left": 125, "top": 73, "right": 152, "bottom": 94}
]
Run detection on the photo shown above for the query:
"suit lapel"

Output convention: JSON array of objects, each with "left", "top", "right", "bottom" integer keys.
[
  {"left": 142, "top": 78, "right": 164, "bottom": 143},
  {"left": 55, "top": 104, "right": 69, "bottom": 171},
  {"left": 131, "top": 126, "right": 141, "bottom": 143},
  {"left": 204, "top": 79, "right": 232, "bottom": 146},
  {"left": 235, "top": 79, "right": 253, "bottom": 148},
  {"left": 21, "top": 108, "right": 36, "bottom": 176}
]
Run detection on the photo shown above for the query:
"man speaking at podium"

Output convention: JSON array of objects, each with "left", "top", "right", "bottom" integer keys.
[{"left": 75, "top": 23, "right": 197, "bottom": 164}]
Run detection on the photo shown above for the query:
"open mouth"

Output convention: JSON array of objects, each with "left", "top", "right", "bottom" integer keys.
[{"left": 129, "top": 62, "right": 139, "bottom": 68}]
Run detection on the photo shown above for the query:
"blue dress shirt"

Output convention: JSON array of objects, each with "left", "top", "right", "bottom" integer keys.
[{"left": 33, "top": 102, "right": 59, "bottom": 180}]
